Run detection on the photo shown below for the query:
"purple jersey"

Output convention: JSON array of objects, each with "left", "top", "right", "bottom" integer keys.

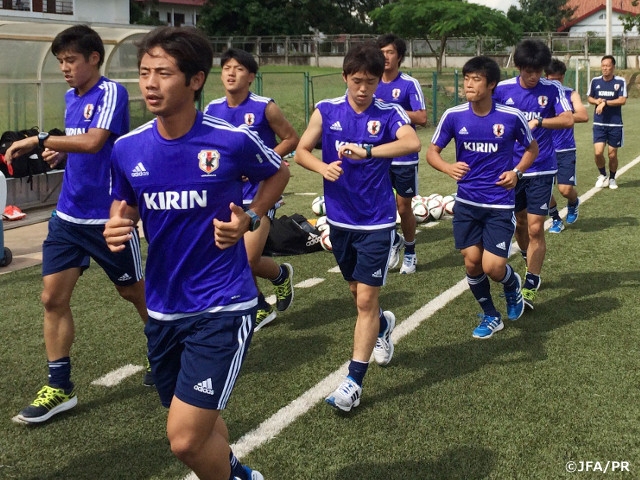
[
  {"left": 111, "top": 112, "right": 281, "bottom": 320},
  {"left": 316, "top": 95, "right": 410, "bottom": 231},
  {"left": 431, "top": 101, "right": 533, "bottom": 209},
  {"left": 375, "top": 72, "right": 425, "bottom": 165},
  {"left": 552, "top": 86, "right": 576, "bottom": 152},
  {"left": 56, "top": 77, "right": 129, "bottom": 224},
  {"left": 205, "top": 92, "right": 277, "bottom": 204},
  {"left": 493, "top": 76, "right": 571, "bottom": 176},
  {"left": 588, "top": 75, "right": 627, "bottom": 126}
]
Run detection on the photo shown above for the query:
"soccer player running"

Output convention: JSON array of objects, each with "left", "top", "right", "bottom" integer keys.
[
  {"left": 205, "top": 48, "right": 298, "bottom": 331},
  {"left": 545, "top": 59, "right": 589, "bottom": 233},
  {"left": 5, "top": 25, "right": 150, "bottom": 424},
  {"left": 295, "top": 42, "right": 421, "bottom": 411},
  {"left": 427, "top": 56, "right": 538, "bottom": 339},
  {"left": 587, "top": 55, "right": 627, "bottom": 189},
  {"left": 104, "top": 27, "right": 289, "bottom": 480},
  {"left": 493, "top": 39, "right": 573, "bottom": 311},
  {"left": 375, "top": 34, "right": 427, "bottom": 274}
]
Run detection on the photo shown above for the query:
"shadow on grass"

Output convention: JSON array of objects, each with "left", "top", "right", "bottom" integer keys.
[
  {"left": 334, "top": 446, "right": 495, "bottom": 480},
  {"left": 567, "top": 215, "right": 639, "bottom": 233}
]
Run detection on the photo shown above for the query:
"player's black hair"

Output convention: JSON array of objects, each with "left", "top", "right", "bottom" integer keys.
[
  {"left": 51, "top": 24, "right": 105, "bottom": 68},
  {"left": 343, "top": 41, "right": 385, "bottom": 78},
  {"left": 513, "top": 39, "right": 552, "bottom": 71},
  {"left": 545, "top": 58, "right": 567, "bottom": 77},
  {"left": 136, "top": 26, "right": 213, "bottom": 103},
  {"left": 376, "top": 33, "right": 407, "bottom": 64},
  {"left": 601, "top": 54, "right": 616, "bottom": 65},
  {"left": 221, "top": 48, "right": 258, "bottom": 74},
  {"left": 462, "top": 56, "right": 501, "bottom": 91}
]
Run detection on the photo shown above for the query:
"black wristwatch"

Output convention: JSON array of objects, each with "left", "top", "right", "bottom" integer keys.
[
  {"left": 512, "top": 168, "right": 523, "bottom": 180},
  {"left": 38, "top": 131, "right": 50, "bottom": 149},
  {"left": 246, "top": 209, "right": 261, "bottom": 232},
  {"left": 536, "top": 116, "right": 543, "bottom": 128},
  {"left": 364, "top": 144, "right": 372, "bottom": 159}
]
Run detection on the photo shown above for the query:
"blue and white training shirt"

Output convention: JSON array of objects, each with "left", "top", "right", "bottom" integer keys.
[
  {"left": 56, "top": 77, "right": 129, "bottom": 224},
  {"left": 110, "top": 111, "right": 282, "bottom": 321},
  {"left": 431, "top": 101, "right": 533, "bottom": 209},
  {"left": 588, "top": 74, "right": 627, "bottom": 127},
  {"left": 552, "top": 86, "right": 577, "bottom": 152},
  {"left": 316, "top": 95, "right": 410, "bottom": 232}
]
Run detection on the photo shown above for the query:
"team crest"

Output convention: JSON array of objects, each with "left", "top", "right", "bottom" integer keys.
[
  {"left": 492, "top": 124, "right": 505, "bottom": 137},
  {"left": 198, "top": 149, "right": 220, "bottom": 174},
  {"left": 244, "top": 113, "right": 255, "bottom": 126},
  {"left": 537, "top": 95, "right": 548, "bottom": 107},
  {"left": 83, "top": 104, "right": 94, "bottom": 120},
  {"left": 392, "top": 88, "right": 401, "bottom": 100},
  {"left": 614, "top": 84, "right": 620, "bottom": 91},
  {"left": 367, "top": 120, "right": 381, "bottom": 135}
]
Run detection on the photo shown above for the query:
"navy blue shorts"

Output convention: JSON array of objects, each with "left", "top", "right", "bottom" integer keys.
[
  {"left": 390, "top": 164, "right": 419, "bottom": 198},
  {"left": 330, "top": 227, "right": 395, "bottom": 287},
  {"left": 514, "top": 175, "right": 555, "bottom": 216},
  {"left": 453, "top": 202, "right": 516, "bottom": 258},
  {"left": 593, "top": 125, "right": 623, "bottom": 148},
  {"left": 145, "top": 310, "right": 255, "bottom": 409},
  {"left": 556, "top": 150, "right": 577, "bottom": 186},
  {"left": 42, "top": 215, "right": 143, "bottom": 285}
]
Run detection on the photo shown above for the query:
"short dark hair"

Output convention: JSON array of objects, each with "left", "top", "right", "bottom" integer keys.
[
  {"left": 545, "top": 58, "right": 567, "bottom": 76},
  {"left": 51, "top": 25, "right": 105, "bottom": 68},
  {"left": 462, "top": 56, "right": 501, "bottom": 90},
  {"left": 343, "top": 41, "right": 385, "bottom": 78},
  {"left": 136, "top": 26, "right": 213, "bottom": 102},
  {"left": 601, "top": 54, "right": 616, "bottom": 65},
  {"left": 376, "top": 33, "right": 407, "bottom": 64},
  {"left": 221, "top": 48, "right": 258, "bottom": 74},
  {"left": 513, "top": 39, "right": 551, "bottom": 71}
]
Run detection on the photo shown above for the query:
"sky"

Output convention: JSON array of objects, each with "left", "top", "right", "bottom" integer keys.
[{"left": 467, "top": 0, "right": 520, "bottom": 13}]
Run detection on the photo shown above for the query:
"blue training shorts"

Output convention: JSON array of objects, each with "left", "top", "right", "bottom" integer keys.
[
  {"left": 390, "top": 164, "right": 419, "bottom": 199},
  {"left": 330, "top": 227, "right": 395, "bottom": 287},
  {"left": 514, "top": 175, "right": 555, "bottom": 216},
  {"left": 146, "top": 310, "right": 255, "bottom": 409},
  {"left": 556, "top": 150, "right": 577, "bottom": 186},
  {"left": 593, "top": 125, "right": 623, "bottom": 148},
  {"left": 453, "top": 201, "right": 516, "bottom": 258},
  {"left": 42, "top": 214, "right": 143, "bottom": 285}
]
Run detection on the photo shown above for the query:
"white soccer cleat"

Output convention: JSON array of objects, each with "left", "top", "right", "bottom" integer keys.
[
  {"left": 325, "top": 377, "right": 362, "bottom": 412},
  {"left": 595, "top": 174, "right": 609, "bottom": 188},
  {"left": 389, "top": 233, "right": 405, "bottom": 269},
  {"left": 400, "top": 253, "right": 417, "bottom": 274},
  {"left": 373, "top": 311, "right": 396, "bottom": 366},
  {"left": 609, "top": 178, "right": 618, "bottom": 189}
]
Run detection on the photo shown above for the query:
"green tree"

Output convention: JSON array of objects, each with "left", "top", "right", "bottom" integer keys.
[
  {"left": 506, "top": 0, "right": 575, "bottom": 33},
  {"left": 370, "top": 0, "right": 521, "bottom": 72},
  {"left": 620, "top": 0, "right": 640, "bottom": 33},
  {"left": 130, "top": 0, "right": 165, "bottom": 26}
]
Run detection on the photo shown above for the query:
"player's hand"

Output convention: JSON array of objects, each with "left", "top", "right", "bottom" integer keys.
[
  {"left": 322, "top": 160, "right": 343, "bottom": 182},
  {"left": 42, "top": 148, "right": 66, "bottom": 168},
  {"left": 338, "top": 144, "right": 365, "bottom": 160},
  {"left": 213, "top": 202, "right": 249, "bottom": 249},
  {"left": 104, "top": 200, "right": 134, "bottom": 252},
  {"left": 496, "top": 170, "right": 518, "bottom": 190},
  {"left": 446, "top": 162, "right": 470, "bottom": 181},
  {"left": 4, "top": 137, "right": 38, "bottom": 165},
  {"left": 595, "top": 102, "right": 606, "bottom": 115}
]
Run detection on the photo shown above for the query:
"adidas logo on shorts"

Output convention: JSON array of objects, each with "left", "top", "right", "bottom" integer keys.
[{"left": 194, "top": 378, "right": 215, "bottom": 395}]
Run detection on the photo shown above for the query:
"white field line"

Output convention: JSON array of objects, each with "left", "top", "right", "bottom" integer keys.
[
  {"left": 91, "top": 364, "right": 144, "bottom": 387},
  {"left": 181, "top": 154, "right": 640, "bottom": 479}
]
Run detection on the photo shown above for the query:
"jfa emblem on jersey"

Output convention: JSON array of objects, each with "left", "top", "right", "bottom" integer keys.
[
  {"left": 198, "top": 150, "right": 220, "bottom": 174},
  {"left": 614, "top": 84, "right": 620, "bottom": 91},
  {"left": 537, "top": 96, "right": 548, "bottom": 107},
  {"left": 492, "top": 124, "right": 505, "bottom": 137},
  {"left": 83, "top": 104, "right": 94, "bottom": 120},
  {"left": 367, "top": 120, "right": 381, "bottom": 135},
  {"left": 244, "top": 113, "right": 255, "bottom": 126},
  {"left": 392, "top": 88, "right": 401, "bottom": 100}
]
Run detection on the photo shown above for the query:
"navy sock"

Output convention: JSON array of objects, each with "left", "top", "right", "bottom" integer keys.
[
  {"left": 524, "top": 272, "right": 541, "bottom": 290},
  {"left": 257, "top": 292, "right": 269, "bottom": 310},
  {"left": 48, "top": 357, "right": 72, "bottom": 390},
  {"left": 609, "top": 170, "right": 617, "bottom": 180},
  {"left": 229, "top": 452, "right": 247, "bottom": 480},
  {"left": 271, "top": 264, "right": 287, "bottom": 285},
  {"left": 500, "top": 264, "right": 519, "bottom": 292},
  {"left": 467, "top": 273, "right": 499, "bottom": 317},
  {"left": 520, "top": 249, "right": 527, "bottom": 266},
  {"left": 548, "top": 204, "right": 561, "bottom": 222},
  {"left": 347, "top": 360, "right": 369, "bottom": 387},
  {"left": 599, "top": 167, "right": 607, "bottom": 176},
  {"left": 404, "top": 240, "right": 416, "bottom": 255},
  {"left": 568, "top": 198, "right": 579, "bottom": 208},
  {"left": 378, "top": 308, "right": 388, "bottom": 336}
]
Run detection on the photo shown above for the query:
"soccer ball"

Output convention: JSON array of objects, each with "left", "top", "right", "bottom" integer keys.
[
  {"left": 315, "top": 215, "right": 329, "bottom": 232},
  {"left": 410, "top": 195, "right": 425, "bottom": 209},
  {"left": 441, "top": 195, "right": 456, "bottom": 216},
  {"left": 320, "top": 228, "right": 332, "bottom": 251},
  {"left": 426, "top": 193, "right": 443, "bottom": 204},
  {"left": 412, "top": 199, "right": 430, "bottom": 223},
  {"left": 427, "top": 198, "right": 444, "bottom": 221},
  {"left": 311, "top": 195, "right": 325, "bottom": 216}
]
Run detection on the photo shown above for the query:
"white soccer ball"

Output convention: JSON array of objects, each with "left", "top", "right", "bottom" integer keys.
[
  {"left": 396, "top": 210, "right": 401, "bottom": 224},
  {"left": 412, "top": 200, "right": 430, "bottom": 223},
  {"left": 410, "top": 195, "right": 425, "bottom": 210},
  {"left": 315, "top": 215, "right": 329, "bottom": 232},
  {"left": 311, "top": 195, "right": 325, "bottom": 216},
  {"left": 427, "top": 198, "right": 444, "bottom": 221},
  {"left": 426, "top": 193, "right": 443, "bottom": 205},
  {"left": 441, "top": 195, "right": 456, "bottom": 216},
  {"left": 320, "top": 228, "right": 332, "bottom": 251}
]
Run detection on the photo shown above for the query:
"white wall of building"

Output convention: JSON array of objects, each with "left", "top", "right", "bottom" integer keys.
[{"left": 569, "top": 11, "right": 638, "bottom": 36}]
